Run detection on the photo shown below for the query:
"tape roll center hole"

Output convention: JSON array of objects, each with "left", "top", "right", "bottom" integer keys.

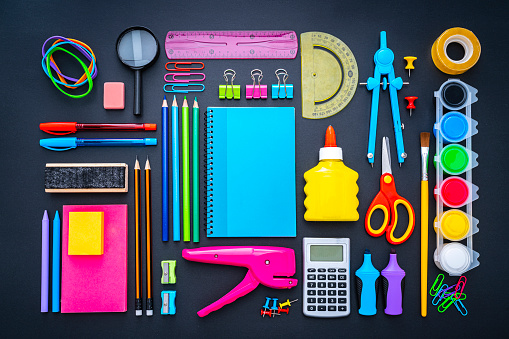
[
  {"left": 446, "top": 42, "right": 465, "bottom": 62},
  {"left": 444, "top": 35, "right": 474, "bottom": 64}
]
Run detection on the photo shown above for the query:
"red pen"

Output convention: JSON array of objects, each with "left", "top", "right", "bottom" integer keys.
[{"left": 39, "top": 122, "right": 157, "bottom": 135}]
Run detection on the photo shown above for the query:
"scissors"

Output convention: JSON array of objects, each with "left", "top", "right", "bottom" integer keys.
[{"left": 365, "top": 137, "right": 415, "bottom": 245}]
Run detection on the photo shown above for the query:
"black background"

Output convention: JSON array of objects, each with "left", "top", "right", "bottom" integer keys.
[{"left": 2, "top": 0, "right": 508, "bottom": 337}]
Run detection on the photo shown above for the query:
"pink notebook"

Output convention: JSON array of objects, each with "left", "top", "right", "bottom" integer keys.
[{"left": 61, "top": 205, "right": 128, "bottom": 313}]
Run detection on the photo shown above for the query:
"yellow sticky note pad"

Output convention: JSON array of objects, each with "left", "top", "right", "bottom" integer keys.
[{"left": 68, "top": 212, "right": 104, "bottom": 255}]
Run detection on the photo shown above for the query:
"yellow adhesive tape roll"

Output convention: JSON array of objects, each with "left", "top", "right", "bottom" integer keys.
[{"left": 431, "top": 27, "right": 481, "bottom": 75}]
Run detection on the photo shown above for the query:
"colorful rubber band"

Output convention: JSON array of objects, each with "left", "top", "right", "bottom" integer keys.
[{"left": 41, "top": 36, "right": 97, "bottom": 98}]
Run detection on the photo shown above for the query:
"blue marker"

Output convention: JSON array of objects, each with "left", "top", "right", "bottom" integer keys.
[
  {"left": 40, "top": 137, "right": 157, "bottom": 151},
  {"left": 355, "top": 249, "right": 380, "bottom": 316},
  {"left": 172, "top": 95, "right": 180, "bottom": 241},
  {"left": 52, "top": 211, "right": 61, "bottom": 312}
]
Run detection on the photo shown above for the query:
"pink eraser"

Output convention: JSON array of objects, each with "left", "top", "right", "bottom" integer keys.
[{"left": 104, "top": 82, "right": 125, "bottom": 109}]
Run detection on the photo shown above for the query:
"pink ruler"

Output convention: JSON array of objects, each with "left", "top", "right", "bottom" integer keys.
[{"left": 165, "top": 30, "right": 298, "bottom": 59}]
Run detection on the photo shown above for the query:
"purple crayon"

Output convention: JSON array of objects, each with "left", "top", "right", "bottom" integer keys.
[
  {"left": 381, "top": 249, "right": 405, "bottom": 315},
  {"left": 41, "top": 210, "right": 49, "bottom": 312}
]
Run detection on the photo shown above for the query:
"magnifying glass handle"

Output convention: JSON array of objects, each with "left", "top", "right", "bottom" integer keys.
[{"left": 134, "top": 69, "right": 142, "bottom": 116}]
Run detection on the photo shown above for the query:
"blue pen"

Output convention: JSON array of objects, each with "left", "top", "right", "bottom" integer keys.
[
  {"left": 52, "top": 211, "right": 60, "bottom": 312},
  {"left": 40, "top": 137, "right": 157, "bottom": 151},
  {"left": 172, "top": 95, "right": 180, "bottom": 241},
  {"left": 162, "top": 96, "right": 169, "bottom": 241}
]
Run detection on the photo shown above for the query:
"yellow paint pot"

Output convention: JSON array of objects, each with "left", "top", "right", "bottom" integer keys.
[{"left": 434, "top": 209, "right": 470, "bottom": 241}]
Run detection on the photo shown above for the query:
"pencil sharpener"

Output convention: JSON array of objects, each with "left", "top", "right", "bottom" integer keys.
[
  {"left": 161, "top": 291, "right": 176, "bottom": 315},
  {"left": 161, "top": 260, "right": 176, "bottom": 284}
]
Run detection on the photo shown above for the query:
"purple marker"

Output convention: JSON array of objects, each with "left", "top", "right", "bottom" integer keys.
[
  {"left": 41, "top": 210, "right": 49, "bottom": 312},
  {"left": 381, "top": 249, "right": 405, "bottom": 315}
]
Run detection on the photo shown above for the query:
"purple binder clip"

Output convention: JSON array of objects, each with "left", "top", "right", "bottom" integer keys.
[{"left": 246, "top": 69, "right": 267, "bottom": 99}]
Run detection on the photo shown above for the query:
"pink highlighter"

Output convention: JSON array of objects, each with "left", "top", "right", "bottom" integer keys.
[{"left": 182, "top": 246, "right": 298, "bottom": 317}]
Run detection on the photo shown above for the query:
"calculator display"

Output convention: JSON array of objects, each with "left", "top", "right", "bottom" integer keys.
[{"left": 310, "top": 245, "right": 343, "bottom": 262}]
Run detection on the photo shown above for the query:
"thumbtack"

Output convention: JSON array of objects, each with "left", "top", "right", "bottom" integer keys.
[
  {"left": 261, "top": 309, "right": 272, "bottom": 317},
  {"left": 278, "top": 307, "right": 290, "bottom": 314},
  {"left": 263, "top": 297, "right": 271, "bottom": 309},
  {"left": 404, "top": 56, "right": 417, "bottom": 77},
  {"left": 405, "top": 96, "right": 418, "bottom": 116},
  {"left": 279, "top": 298, "right": 299, "bottom": 308},
  {"left": 270, "top": 298, "right": 279, "bottom": 316}
]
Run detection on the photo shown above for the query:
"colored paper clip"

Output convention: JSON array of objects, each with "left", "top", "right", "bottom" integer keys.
[
  {"left": 165, "top": 62, "right": 204, "bottom": 72},
  {"left": 432, "top": 284, "right": 449, "bottom": 306},
  {"left": 430, "top": 273, "right": 444, "bottom": 296},
  {"left": 454, "top": 297, "right": 468, "bottom": 316},
  {"left": 246, "top": 69, "right": 267, "bottom": 99},
  {"left": 161, "top": 291, "right": 176, "bottom": 315},
  {"left": 454, "top": 275, "right": 467, "bottom": 299},
  {"left": 161, "top": 260, "right": 176, "bottom": 284},
  {"left": 272, "top": 69, "right": 293, "bottom": 99},
  {"left": 219, "top": 69, "right": 240, "bottom": 99},
  {"left": 164, "top": 83, "right": 205, "bottom": 93},
  {"left": 164, "top": 73, "right": 206, "bottom": 83},
  {"left": 438, "top": 292, "right": 466, "bottom": 313}
]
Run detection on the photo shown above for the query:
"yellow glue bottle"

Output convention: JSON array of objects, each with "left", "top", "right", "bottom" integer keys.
[{"left": 304, "top": 126, "right": 359, "bottom": 221}]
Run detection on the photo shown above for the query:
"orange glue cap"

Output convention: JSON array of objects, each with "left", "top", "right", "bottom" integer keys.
[{"left": 320, "top": 125, "right": 343, "bottom": 160}]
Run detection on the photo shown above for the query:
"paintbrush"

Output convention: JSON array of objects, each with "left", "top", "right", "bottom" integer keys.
[{"left": 420, "top": 132, "right": 430, "bottom": 317}]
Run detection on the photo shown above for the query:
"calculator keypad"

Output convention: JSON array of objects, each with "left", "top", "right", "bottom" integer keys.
[{"left": 305, "top": 267, "right": 348, "bottom": 315}]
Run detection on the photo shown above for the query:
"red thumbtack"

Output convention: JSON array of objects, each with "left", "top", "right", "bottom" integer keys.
[
  {"left": 405, "top": 96, "right": 418, "bottom": 117},
  {"left": 278, "top": 307, "right": 290, "bottom": 314},
  {"left": 261, "top": 309, "right": 272, "bottom": 317}
]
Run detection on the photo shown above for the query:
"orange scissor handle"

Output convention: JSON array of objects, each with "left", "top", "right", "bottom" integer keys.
[
  {"left": 365, "top": 173, "right": 415, "bottom": 245},
  {"left": 365, "top": 191, "right": 391, "bottom": 237},
  {"left": 165, "top": 62, "right": 204, "bottom": 72},
  {"left": 386, "top": 197, "right": 415, "bottom": 245}
]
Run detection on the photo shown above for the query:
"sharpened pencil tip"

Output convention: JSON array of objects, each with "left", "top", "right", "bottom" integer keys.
[
  {"left": 54, "top": 210, "right": 59, "bottom": 219},
  {"left": 43, "top": 210, "right": 49, "bottom": 220},
  {"left": 145, "top": 156, "right": 151, "bottom": 170}
]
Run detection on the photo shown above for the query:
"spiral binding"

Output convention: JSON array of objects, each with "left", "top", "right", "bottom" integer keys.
[{"left": 204, "top": 109, "right": 214, "bottom": 235}]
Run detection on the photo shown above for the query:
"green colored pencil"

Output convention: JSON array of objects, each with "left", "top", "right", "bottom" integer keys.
[
  {"left": 192, "top": 97, "right": 200, "bottom": 242},
  {"left": 182, "top": 97, "right": 190, "bottom": 242}
]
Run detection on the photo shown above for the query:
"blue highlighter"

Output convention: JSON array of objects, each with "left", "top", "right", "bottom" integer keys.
[{"left": 355, "top": 249, "right": 380, "bottom": 316}]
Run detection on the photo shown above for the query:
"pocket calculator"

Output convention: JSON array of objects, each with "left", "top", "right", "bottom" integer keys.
[{"left": 303, "top": 238, "right": 350, "bottom": 317}]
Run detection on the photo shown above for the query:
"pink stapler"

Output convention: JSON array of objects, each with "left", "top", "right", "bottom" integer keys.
[{"left": 182, "top": 246, "right": 298, "bottom": 317}]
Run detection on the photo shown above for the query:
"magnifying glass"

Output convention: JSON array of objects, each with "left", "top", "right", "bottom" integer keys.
[{"left": 117, "top": 26, "right": 159, "bottom": 116}]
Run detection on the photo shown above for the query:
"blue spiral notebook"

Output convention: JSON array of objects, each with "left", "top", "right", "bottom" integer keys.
[{"left": 205, "top": 107, "right": 296, "bottom": 237}]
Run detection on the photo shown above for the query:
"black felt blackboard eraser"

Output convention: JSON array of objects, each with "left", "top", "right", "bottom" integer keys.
[{"left": 45, "top": 163, "right": 128, "bottom": 193}]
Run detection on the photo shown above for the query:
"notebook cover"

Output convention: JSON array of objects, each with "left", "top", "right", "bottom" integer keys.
[
  {"left": 206, "top": 107, "right": 296, "bottom": 237},
  {"left": 61, "top": 205, "right": 128, "bottom": 313}
]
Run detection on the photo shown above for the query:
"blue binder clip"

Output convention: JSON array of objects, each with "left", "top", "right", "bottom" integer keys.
[
  {"left": 272, "top": 69, "right": 293, "bottom": 99},
  {"left": 164, "top": 83, "right": 205, "bottom": 93},
  {"left": 161, "top": 290, "right": 176, "bottom": 315}
]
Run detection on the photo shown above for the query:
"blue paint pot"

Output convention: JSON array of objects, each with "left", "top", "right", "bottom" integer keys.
[{"left": 434, "top": 111, "right": 469, "bottom": 143}]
